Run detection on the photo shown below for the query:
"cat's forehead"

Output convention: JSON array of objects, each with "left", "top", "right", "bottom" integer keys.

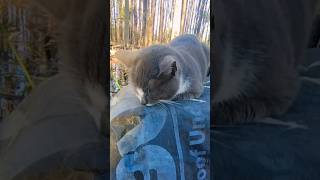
[
  {"left": 131, "top": 57, "right": 159, "bottom": 86},
  {"left": 138, "top": 56, "right": 159, "bottom": 73}
]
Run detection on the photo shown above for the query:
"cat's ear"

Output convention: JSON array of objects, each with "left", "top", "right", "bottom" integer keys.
[
  {"left": 157, "top": 56, "right": 177, "bottom": 78},
  {"left": 113, "top": 49, "right": 140, "bottom": 68}
]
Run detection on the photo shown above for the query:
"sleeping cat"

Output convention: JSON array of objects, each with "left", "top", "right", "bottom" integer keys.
[
  {"left": 213, "top": 0, "right": 320, "bottom": 125},
  {"left": 115, "top": 34, "right": 210, "bottom": 105}
]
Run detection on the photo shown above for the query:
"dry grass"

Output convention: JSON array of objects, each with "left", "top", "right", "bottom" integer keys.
[{"left": 110, "top": 49, "right": 129, "bottom": 95}]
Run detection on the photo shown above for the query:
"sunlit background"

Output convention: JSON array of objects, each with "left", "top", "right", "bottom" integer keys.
[
  {"left": 110, "top": 0, "right": 210, "bottom": 95},
  {"left": 0, "top": 0, "right": 210, "bottom": 120}
]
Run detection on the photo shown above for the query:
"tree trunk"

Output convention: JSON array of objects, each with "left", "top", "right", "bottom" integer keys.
[
  {"left": 195, "top": 0, "right": 205, "bottom": 36},
  {"left": 142, "top": 0, "right": 148, "bottom": 46},
  {"left": 158, "top": 0, "right": 164, "bottom": 42},
  {"left": 117, "top": 0, "right": 123, "bottom": 44},
  {"left": 171, "top": 0, "right": 181, "bottom": 39},
  {"left": 148, "top": 0, "right": 156, "bottom": 45},
  {"left": 113, "top": 0, "right": 118, "bottom": 42},
  {"left": 124, "top": 0, "right": 129, "bottom": 48},
  {"left": 180, "top": 0, "right": 187, "bottom": 34},
  {"left": 168, "top": 0, "right": 175, "bottom": 40}
]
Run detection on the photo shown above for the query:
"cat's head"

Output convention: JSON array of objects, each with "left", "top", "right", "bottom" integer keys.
[{"left": 114, "top": 45, "right": 181, "bottom": 105}]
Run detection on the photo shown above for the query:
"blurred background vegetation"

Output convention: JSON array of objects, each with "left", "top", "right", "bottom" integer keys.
[
  {"left": 110, "top": 0, "right": 210, "bottom": 95},
  {"left": 0, "top": 0, "right": 211, "bottom": 120},
  {"left": 0, "top": 0, "right": 59, "bottom": 120}
]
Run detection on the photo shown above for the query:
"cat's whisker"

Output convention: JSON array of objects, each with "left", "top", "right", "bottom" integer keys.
[
  {"left": 188, "top": 99, "right": 206, "bottom": 103},
  {"left": 160, "top": 101, "right": 173, "bottom": 106},
  {"left": 153, "top": 101, "right": 164, "bottom": 107},
  {"left": 307, "top": 61, "right": 320, "bottom": 70},
  {"left": 300, "top": 77, "right": 320, "bottom": 86},
  {"left": 159, "top": 100, "right": 182, "bottom": 106},
  {"left": 258, "top": 117, "right": 309, "bottom": 129}
]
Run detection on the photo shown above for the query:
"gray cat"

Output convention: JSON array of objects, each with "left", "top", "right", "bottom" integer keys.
[
  {"left": 213, "top": 0, "right": 320, "bottom": 125},
  {"left": 115, "top": 34, "right": 210, "bottom": 106}
]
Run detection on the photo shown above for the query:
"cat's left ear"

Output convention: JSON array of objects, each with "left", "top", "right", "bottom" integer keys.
[{"left": 158, "top": 56, "right": 177, "bottom": 78}]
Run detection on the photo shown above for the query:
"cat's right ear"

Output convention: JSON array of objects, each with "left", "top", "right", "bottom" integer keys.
[
  {"left": 113, "top": 50, "right": 140, "bottom": 68},
  {"left": 157, "top": 56, "right": 177, "bottom": 78}
]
